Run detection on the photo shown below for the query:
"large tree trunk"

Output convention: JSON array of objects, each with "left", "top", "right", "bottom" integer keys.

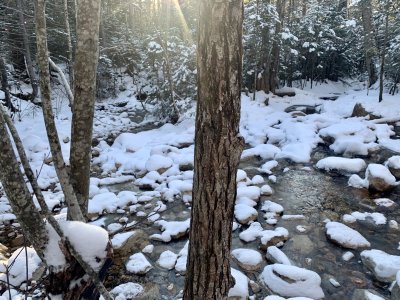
[
  {"left": 34, "top": 0, "right": 85, "bottom": 222},
  {"left": 70, "top": 0, "right": 101, "bottom": 216},
  {"left": 16, "top": 0, "right": 39, "bottom": 101},
  {"left": 360, "top": 0, "right": 377, "bottom": 88},
  {"left": 183, "top": 0, "right": 244, "bottom": 299}
]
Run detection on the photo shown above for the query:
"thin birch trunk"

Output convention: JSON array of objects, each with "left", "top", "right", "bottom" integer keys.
[
  {"left": 34, "top": 0, "right": 85, "bottom": 222},
  {"left": 16, "top": 0, "right": 39, "bottom": 101},
  {"left": 63, "top": 0, "right": 74, "bottom": 94}
]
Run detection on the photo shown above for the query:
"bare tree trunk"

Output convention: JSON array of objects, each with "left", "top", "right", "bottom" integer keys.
[
  {"left": 269, "top": 0, "right": 285, "bottom": 93},
  {"left": 0, "top": 103, "right": 112, "bottom": 299},
  {"left": 70, "top": 0, "right": 101, "bottom": 216},
  {"left": 360, "top": 0, "right": 377, "bottom": 88},
  {"left": 34, "top": 0, "right": 85, "bottom": 222},
  {"left": 0, "top": 108, "right": 48, "bottom": 260},
  {"left": 49, "top": 58, "right": 74, "bottom": 106},
  {"left": 379, "top": 2, "right": 389, "bottom": 103},
  {"left": 16, "top": 0, "right": 39, "bottom": 101},
  {"left": 63, "top": 0, "right": 74, "bottom": 93},
  {"left": 183, "top": 0, "right": 244, "bottom": 299},
  {"left": 0, "top": 57, "right": 17, "bottom": 112}
]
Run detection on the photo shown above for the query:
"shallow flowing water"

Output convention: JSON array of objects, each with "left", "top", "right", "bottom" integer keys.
[{"left": 100, "top": 143, "right": 400, "bottom": 299}]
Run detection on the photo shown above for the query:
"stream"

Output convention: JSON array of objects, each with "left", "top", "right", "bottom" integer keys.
[{"left": 96, "top": 141, "right": 400, "bottom": 300}]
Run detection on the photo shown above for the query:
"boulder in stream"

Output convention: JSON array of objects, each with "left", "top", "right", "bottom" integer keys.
[
  {"left": 231, "top": 248, "right": 263, "bottom": 271},
  {"left": 361, "top": 249, "right": 400, "bottom": 283},
  {"left": 325, "top": 221, "right": 370, "bottom": 249},
  {"left": 386, "top": 156, "right": 400, "bottom": 179},
  {"left": 260, "top": 264, "right": 324, "bottom": 299}
]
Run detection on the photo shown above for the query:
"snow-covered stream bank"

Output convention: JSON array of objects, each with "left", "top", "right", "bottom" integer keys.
[{"left": 1, "top": 81, "right": 400, "bottom": 299}]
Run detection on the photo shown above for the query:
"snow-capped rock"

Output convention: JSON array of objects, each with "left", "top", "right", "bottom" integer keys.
[
  {"left": 361, "top": 249, "right": 400, "bottom": 282},
  {"left": 260, "top": 264, "right": 324, "bottom": 299},
  {"left": 266, "top": 246, "right": 292, "bottom": 265},
  {"left": 231, "top": 248, "right": 263, "bottom": 271},
  {"left": 126, "top": 253, "right": 152, "bottom": 275},
  {"left": 325, "top": 221, "right": 370, "bottom": 249}
]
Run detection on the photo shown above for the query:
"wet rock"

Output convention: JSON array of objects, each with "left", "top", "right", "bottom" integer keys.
[
  {"left": 136, "top": 283, "right": 160, "bottom": 300},
  {"left": 10, "top": 234, "right": 24, "bottom": 249},
  {"left": 260, "top": 264, "right": 324, "bottom": 299},
  {"left": 351, "top": 103, "right": 370, "bottom": 118},
  {"left": 231, "top": 248, "right": 263, "bottom": 271},
  {"left": 275, "top": 88, "right": 296, "bottom": 97},
  {"left": 352, "top": 289, "right": 387, "bottom": 300},
  {"left": 361, "top": 249, "right": 400, "bottom": 282},
  {"left": 392, "top": 272, "right": 400, "bottom": 300},
  {"left": 179, "top": 162, "right": 193, "bottom": 171},
  {"left": 286, "top": 234, "right": 314, "bottom": 255}
]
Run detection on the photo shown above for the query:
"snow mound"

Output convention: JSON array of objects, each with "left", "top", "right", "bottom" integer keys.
[
  {"left": 260, "top": 264, "right": 324, "bottom": 299},
  {"left": 231, "top": 248, "right": 263, "bottom": 271},
  {"left": 126, "top": 253, "right": 152, "bottom": 275},
  {"left": 234, "top": 204, "right": 258, "bottom": 224},
  {"left": 101, "top": 282, "right": 144, "bottom": 300},
  {"left": 150, "top": 219, "right": 190, "bottom": 242},
  {"left": 316, "top": 157, "right": 366, "bottom": 173},
  {"left": 228, "top": 268, "right": 249, "bottom": 298},
  {"left": 325, "top": 221, "right": 370, "bottom": 249},
  {"left": 239, "top": 222, "right": 264, "bottom": 242},
  {"left": 266, "top": 246, "right": 292, "bottom": 265},
  {"left": 260, "top": 227, "right": 289, "bottom": 249},
  {"left": 175, "top": 241, "right": 189, "bottom": 274},
  {"left": 62, "top": 221, "right": 109, "bottom": 271},
  {"left": 361, "top": 249, "right": 400, "bottom": 282},
  {"left": 343, "top": 212, "right": 386, "bottom": 225},
  {"left": 0, "top": 247, "right": 41, "bottom": 286},
  {"left": 157, "top": 250, "right": 178, "bottom": 270},
  {"left": 111, "top": 231, "right": 136, "bottom": 249}
]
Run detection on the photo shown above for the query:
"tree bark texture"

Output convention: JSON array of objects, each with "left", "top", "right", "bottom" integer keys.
[
  {"left": 0, "top": 57, "right": 17, "bottom": 112},
  {"left": 16, "top": 0, "right": 39, "bottom": 100},
  {"left": 0, "top": 108, "right": 48, "bottom": 260},
  {"left": 360, "top": 0, "right": 377, "bottom": 87},
  {"left": 378, "top": 2, "right": 389, "bottom": 102},
  {"left": 0, "top": 104, "right": 112, "bottom": 300},
  {"left": 183, "top": 0, "right": 245, "bottom": 299},
  {"left": 70, "top": 0, "right": 101, "bottom": 216},
  {"left": 63, "top": 0, "right": 75, "bottom": 95},
  {"left": 34, "top": 0, "right": 85, "bottom": 222}
]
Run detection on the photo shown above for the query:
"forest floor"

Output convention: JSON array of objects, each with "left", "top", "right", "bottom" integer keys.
[{"left": 1, "top": 77, "right": 400, "bottom": 299}]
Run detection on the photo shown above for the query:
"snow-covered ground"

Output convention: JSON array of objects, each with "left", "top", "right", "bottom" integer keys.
[{"left": 1, "top": 80, "right": 400, "bottom": 299}]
